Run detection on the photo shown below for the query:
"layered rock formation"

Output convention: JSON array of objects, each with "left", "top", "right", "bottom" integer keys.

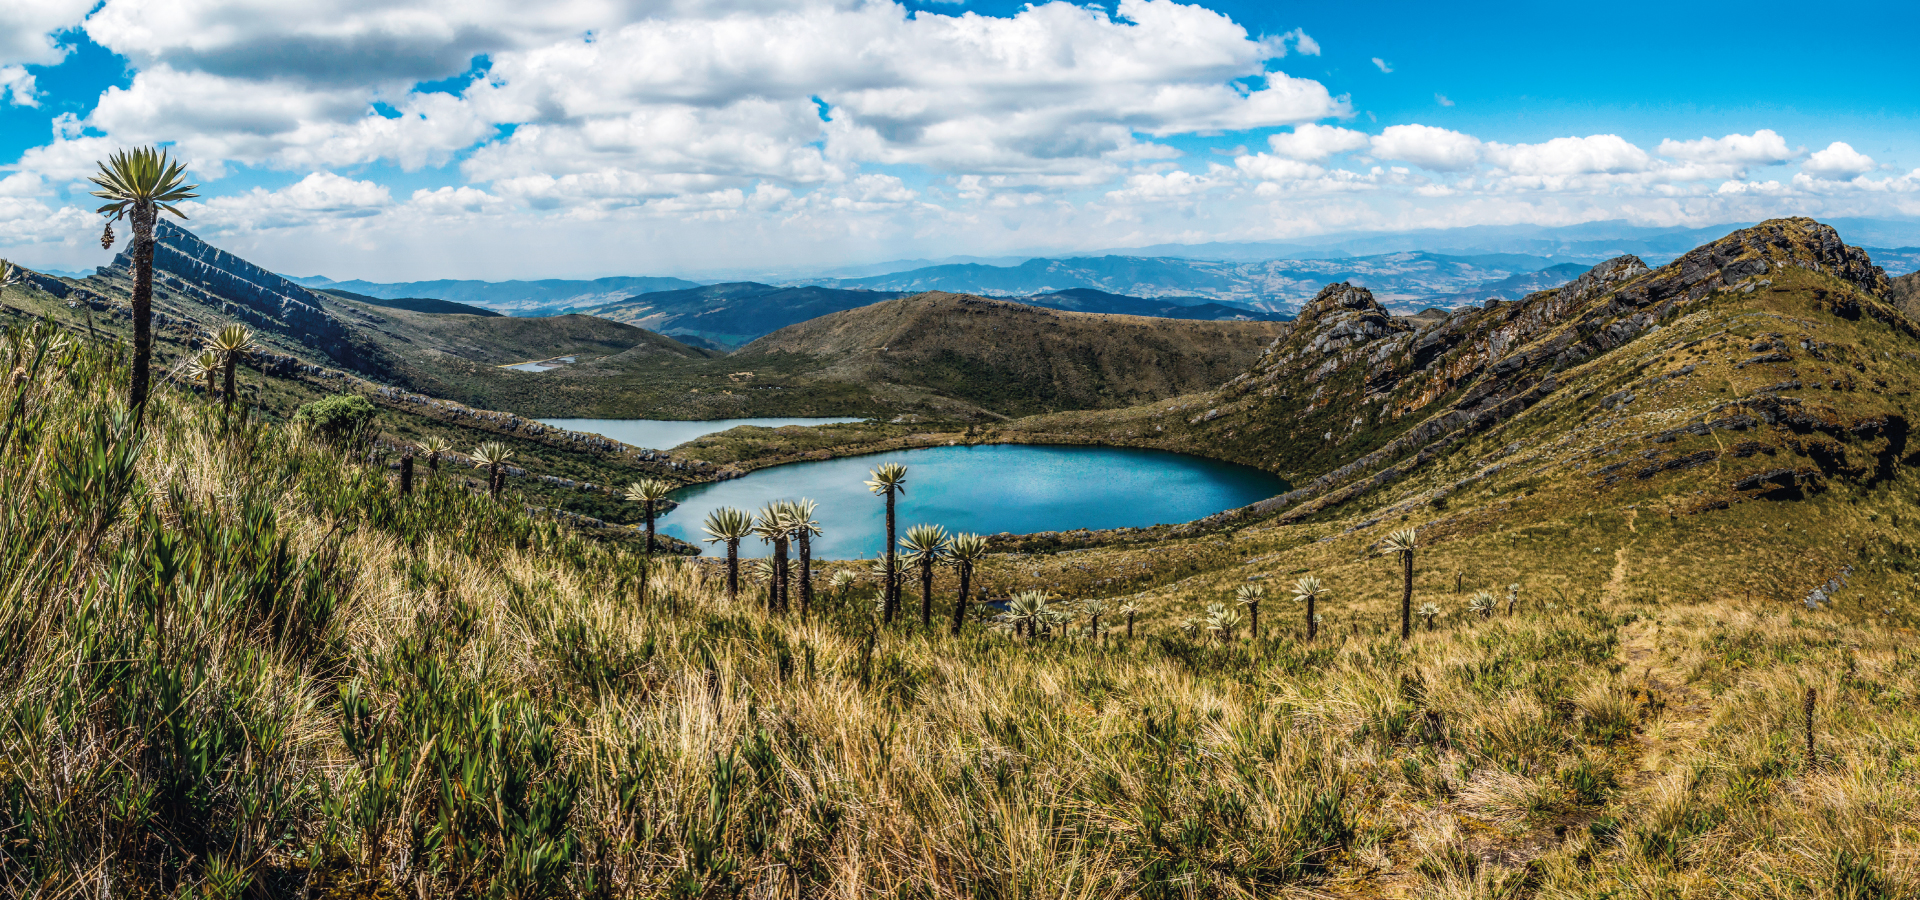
[{"left": 103, "top": 221, "right": 374, "bottom": 370}]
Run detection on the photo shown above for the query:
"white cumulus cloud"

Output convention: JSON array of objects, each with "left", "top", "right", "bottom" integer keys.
[
  {"left": 1802, "top": 142, "right": 1876, "bottom": 180},
  {"left": 184, "top": 172, "right": 394, "bottom": 231},
  {"left": 22, "top": 0, "right": 1349, "bottom": 212},
  {"left": 1370, "top": 124, "right": 1481, "bottom": 171},
  {"left": 1105, "top": 166, "right": 1233, "bottom": 203},
  {"left": 0, "top": 66, "right": 38, "bottom": 107},
  {"left": 1657, "top": 130, "right": 1793, "bottom": 167},
  {"left": 30, "top": 66, "right": 493, "bottom": 176},
  {"left": 407, "top": 185, "right": 505, "bottom": 215},
  {"left": 0, "top": 0, "right": 93, "bottom": 67},
  {"left": 1278, "top": 28, "right": 1319, "bottom": 56},
  {"left": 1265, "top": 123, "right": 1370, "bottom": 161},
  {"left": 5, "top": 0, "right": 1918, "bottom": 277},
  {"left": 1484, "top": 135, "right": 1652, "bottom": 177}
]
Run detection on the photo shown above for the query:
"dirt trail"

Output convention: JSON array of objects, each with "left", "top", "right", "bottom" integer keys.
[
  {"left": 1614, "top": 612, "right": 1715, "bottom": 811},
  {"left": 1605, "top": 547, "right": 1631, "bottom": 601}
]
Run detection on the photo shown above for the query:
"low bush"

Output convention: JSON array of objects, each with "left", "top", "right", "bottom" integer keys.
[{"left": 292, "top": 392, "right": 377, "bottom": 444}]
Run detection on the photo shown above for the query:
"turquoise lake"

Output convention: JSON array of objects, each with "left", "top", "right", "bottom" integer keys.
[
  {"left": 655, "top": 443, "right": 1287, "bottom": 559},
  {"left": 536, "top": 416, "right": 866, "bottom": 450}
]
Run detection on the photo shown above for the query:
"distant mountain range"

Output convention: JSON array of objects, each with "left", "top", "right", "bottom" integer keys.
[
  {"left": 277, "top": 219, "right": 1920, "bottom": 325},
  {"left": 290, "top": 274, "right": 701, "bottom": 314},
  {"left": 1078, "top": 222, "right": 1746, "bottom": 264},
  {"left": 43, "top": 223, "right": 1290, "bottom": 422},
  {"left": 1864, "top": 247, "right": 1920, "bottom": 275},
  {"left": 285, "top": 253, "right": 1591, "bottom": 335},
  {"left": 821, "top": 251, "right": 1589, "bottom": 311},
  {"left": 1069, "top": 217, "right": 1920, "bottom": 264},
  {"left": 1020, "top": 288, "right": 1286, "bottom": 322},
  {"left": 1409, "top": 262, "right": 1596, "bottom": 310},
  {"left": 40, "top": 217, "right": 1918, "bottom": 428}
]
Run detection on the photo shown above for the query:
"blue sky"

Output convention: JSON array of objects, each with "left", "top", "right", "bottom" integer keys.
[{"left": 1, "top": 0, "right": 1916, "bottom": 280}]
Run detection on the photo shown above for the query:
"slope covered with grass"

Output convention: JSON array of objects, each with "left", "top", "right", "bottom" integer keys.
[
  {"left": 8, "top": 237, "right": 1920, "bottom": 898},
  {"left": 331, "top": 305, "right": 709, "bottom": 367},
  {"left": 736, "top": 292, "right": 1287, "bottom": 417}
]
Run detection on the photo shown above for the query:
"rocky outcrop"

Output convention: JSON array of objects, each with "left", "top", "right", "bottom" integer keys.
[{"left": 104, "top": 221, "right": 378, "bottom": 372}]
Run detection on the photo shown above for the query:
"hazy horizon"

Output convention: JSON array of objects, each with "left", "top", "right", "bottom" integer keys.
[{"left": 2, "top": 0, "right": 1918, "bottom": 281}]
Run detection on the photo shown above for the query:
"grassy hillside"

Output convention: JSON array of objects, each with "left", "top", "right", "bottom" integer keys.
[
  {"left": 336, "top": 291, "right": 1288, "bottom": 422},
  {"left": 584, "top": 283, "right": 1285, "bottom": 350},
  {"left": 32, "top": 226, "right": 1300, "bottom": 424},
  {"left": 737, "top": 292, "right": 1288, "bottom": 417},
  {"left": 0, "top": 264, "right": 734, "bottom": 530},
  {"left": 319, "top": 288, "right": 502, "bottom": 317},
  {"left": 335, "top": 304, "right": 714, "bottom": 366},
  {"left": 582, "top": 282, "right": 909, "bottom": 348},
  {"left": 8, "top": 283, "right": 1920, "bottom": 898}
]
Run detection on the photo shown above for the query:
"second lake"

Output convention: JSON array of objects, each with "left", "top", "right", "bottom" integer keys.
[
  {"left": 537, "top": 416, "right": 867, "bottom": 450},
  {"left": 656, "top": 443, "right": 1287, "bottom": 559}
]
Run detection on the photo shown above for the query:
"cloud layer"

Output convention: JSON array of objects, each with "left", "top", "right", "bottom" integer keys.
[{"left": 0, "top": 0, "right": 1914, "bottom": 278}]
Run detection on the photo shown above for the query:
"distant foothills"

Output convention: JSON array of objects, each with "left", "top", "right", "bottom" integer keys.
[{"left": 287, "top": 217, "right": 1920, "bottom": 340}]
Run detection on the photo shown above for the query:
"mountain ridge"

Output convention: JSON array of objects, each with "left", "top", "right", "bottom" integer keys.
[
  {"left": 827, "top": 250, "right": 1589, "bottom": 310},
  {"left": 995, "top": 217, "right": 1903, "bottom": 539}
]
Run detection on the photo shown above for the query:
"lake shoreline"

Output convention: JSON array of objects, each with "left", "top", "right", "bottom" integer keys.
[
  {"left": 655, "top": 442, "right": 1288, "bottom": 559},
  {"left": 537, "top": 415, "right": 868, "bottom": 454},
  {"left": 638, "top": 422, "right": 1303, "bottom": 554}
]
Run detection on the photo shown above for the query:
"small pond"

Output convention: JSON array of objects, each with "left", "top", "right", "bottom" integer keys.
[
  {"left": 655, "top": 443, "right": 1286, "bottom": 559},
  {"left": 503, "top": 356, "right": 576, "bottom": 372},
  {"left": 537, "top": 416, "right": 867, "bottom": 450}
]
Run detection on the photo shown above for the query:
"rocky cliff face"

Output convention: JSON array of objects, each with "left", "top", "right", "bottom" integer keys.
[
  {"left": 1888, "top": 271, "right": 1920, "bottom": 319},
  {"left": 103, "top": 221, "right": 375, "bottom": 371}
]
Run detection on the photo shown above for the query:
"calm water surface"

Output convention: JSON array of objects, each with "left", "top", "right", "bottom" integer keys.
[
  {"left": 656, "top": 443, "right": 1286, "bottom": 559},
  {"left": 537, "top": 416, "right": 866, "bottom": 450},
  {"left": 504, "top": 356, "right": 576, "bottom": 372}
]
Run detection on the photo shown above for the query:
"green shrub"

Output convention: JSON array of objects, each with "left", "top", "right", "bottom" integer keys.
[{"left": 292, "top": 393, "right": 376, "bottom": 444}]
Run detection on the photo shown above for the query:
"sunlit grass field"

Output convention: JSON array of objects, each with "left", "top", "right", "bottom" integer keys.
[{"left": 3, "top": 313, "right": 1918, "bottom": 899}]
